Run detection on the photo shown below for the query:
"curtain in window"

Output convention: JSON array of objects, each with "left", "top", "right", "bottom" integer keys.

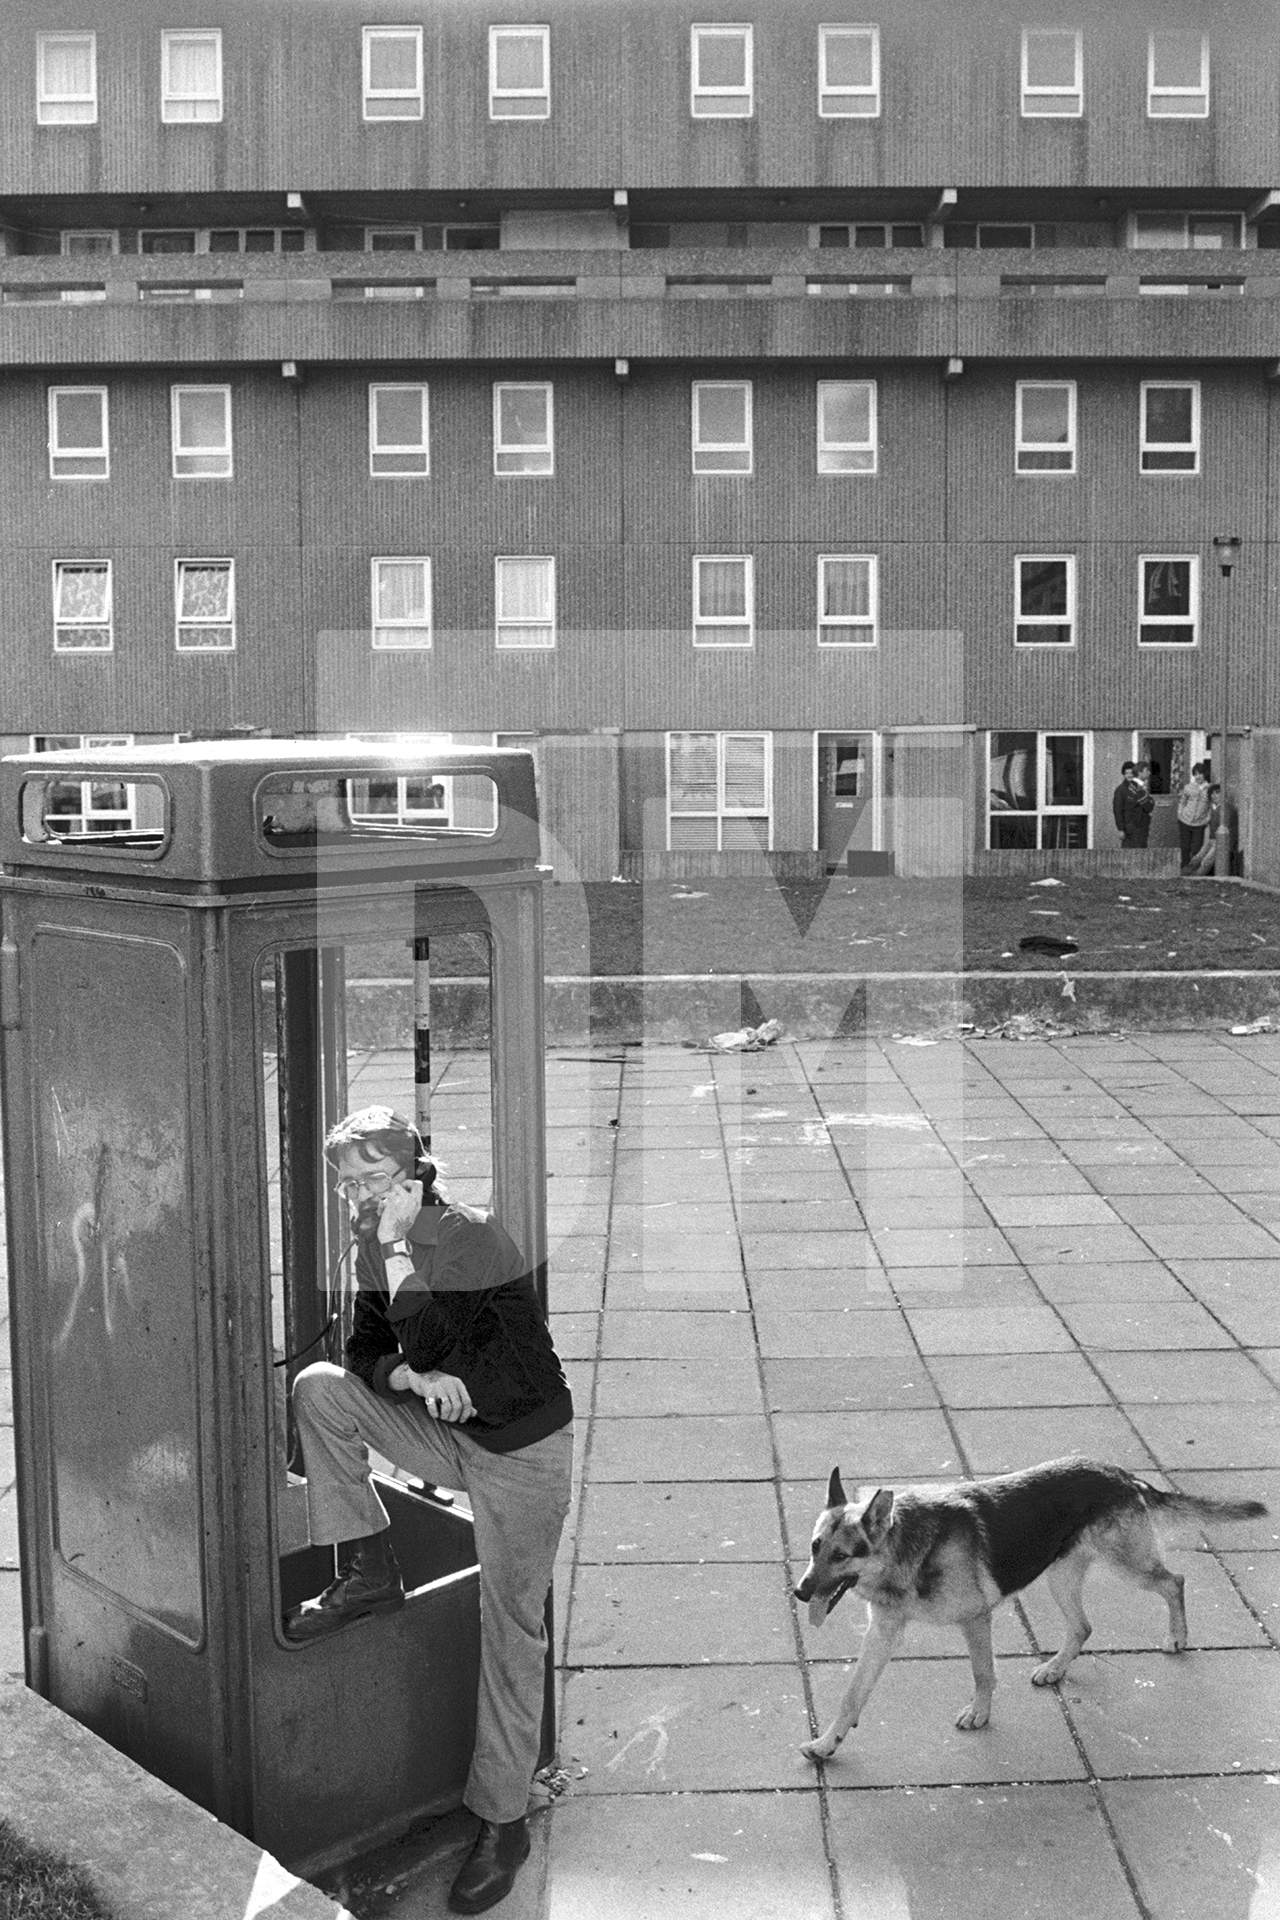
[
  {"left": 697, "top": 32, "right": 747, "bottom": 88},
  {"left": 374, "top": 388, "right": 425, "bottom": 449},
  {"left": 697, "top": 559, "right": 747, "bottom": 619},
  {"left": 179, "top": 565, "right": 231, "bottom": 620},
  {"left": 1150, "top": 31, "right": 1203, "bottom": 89},
  {"left": 176, "top": 390, "right": 228, "bottom": 452},
  {"left": 54, "top": 391, "right": 105, "bottom": 452},
  {"left": 1045, "top": 735, "right": 1084, "bottom": 808},
  {"left": 1144, "top": 562, "right": 1190, "bottom": 617},
  {"left": 821, "top": 382, "right": 872, "bottom": 447},
  {"left": 55, "top": 565, "right": 109, "bottom": 623},
  {"left": 499, "top": 388, "right": 548, "bottom": 449},
  {"left": 668, "top": 733, "right": 717, "bottom": 811},
  {"left": 989, "top": 733, "right": 1037, "bottom": 812},
  {"left": 1144, "top": 389, "right": 1192, "bottom": 443},
  {"left": 375, "top": 562, "right": 427, "bottom": 623},
  {"left": 166, "top": 34, "right": 218, "bottom": 99},
  {"left": 368, "top": 33, "right": 418, "bottom": 91},
  {"left": 823, "top": 559, "right": 870, "bottom": 620},
  {"left": 1025, "top": 30, "right": 1076, "bottom": 89},
  {"left": 494, "top": 31, "right": 544, "bottom": 90},
  {"left": 41, "top": 37, "right": 93, "bottom": 97},
  {"left": 1020, "top": 561, "right": 1068, "bottom": 617},
  {"left": 497, "top": 558, "right": 552, "bottom": 621},
  {"left": 824, "top": 29, "right": 875, "bottom": 88},
  {"left": 723, "top": 735, "right": 766, "bottom": 811},
  {"left": 696, "top": 385, "right": 747, "bottom": 446}
]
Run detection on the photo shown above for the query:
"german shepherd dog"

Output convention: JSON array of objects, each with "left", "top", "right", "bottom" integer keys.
[{"left": 794, "top": 1457, "right": 1267, "bottom": 1759}]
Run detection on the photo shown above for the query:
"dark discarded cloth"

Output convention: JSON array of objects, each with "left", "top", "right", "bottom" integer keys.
[{"left": 1018, "top": 933, "right": 1079, "bottom": 955}]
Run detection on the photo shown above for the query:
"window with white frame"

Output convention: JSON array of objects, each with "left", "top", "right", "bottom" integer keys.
[
  {"left": 495, "top": 556, "right": 555, "bottom": 647},
  {"left": 1020, "top": 29, "right": 1082, "bottom": 116},
  {"left": 171, "top": 386, "right": 232, "bottom": 478},
  {"left": 371, "top": 558, "right": 432, "bottom": 648},
  {"left": 362, "top": 25, "right": 424, "bottom": 119},
  {"left": 369, "top": 384, "right": 430, "bottom": 475},
  {"left": 818, "top": 555, "right": 877, "bottom": 645},
  {"left": 493, "top": 383, "right": 553, "bottom": 474},
  {"left": 1130, "top": 211, "right": 1240, "bottom": 249},
  {"left": 345, "top": 738, "right": 456, "bottom": 826},
  {"left": 48, "top": 387, "right": 109, "bottom": 480},
  {"left": 37, "top": 33, "right": 97, "bottom": 124},
  {"left": 988, "top": 730, "right": 1090, "bottom": 848},
  {"left": 693, "top": 555, "right": 753, "bottom": 646},
  {"left": 62, "top": 231, "right": 117, "bottom": 255},
  {"left": 1015, "top": 381, "right": 1075, "bottom": 473},
  {"left": 817, "top": 379, "right": 877, "bottom": 473},
  {"left": 175, "top": 559, "right": 234, "bottom": 649},
  {"left": 31, "top": 735, "right": 136, "bottom": 837},
  {"left": 368, "top": 552, "right": 433, "bottom": 648},
  {"left": 161, "top": 29, "right": 223, "bottom": 122},
  {"left": 52, "top": 561, "right": 112, "bottom": 651},
  {"left": 691, "top": 24, "right": 753, "bottom": 117},
  {"left": 1148, "top": 30, "right": 1208, "bottom": 117},
  {"left": 1140, "top": 382, "right": 1199, "bottom": 473},
  {"left": 818, "top": 24, "right": 880, "bottom": 117},
  {"left": 692, "top": 381, "right": 752, "bottom": 473},
  {"left": 1139, "top": 556, "right": 1197, "bottom": 645},
  {"left": 490, "top": 25, "right": 550, "bottom": 118},
  {"left": 667, "top": 731, "right": 771, "bottom": 850},
  {"left": 1015, "top": 555, "right": 1075, "bottom": 645}
]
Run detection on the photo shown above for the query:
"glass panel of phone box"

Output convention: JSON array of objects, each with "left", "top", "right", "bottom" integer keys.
[{"left": 259, "top": 931, "right": 494, "bottom": 1548}]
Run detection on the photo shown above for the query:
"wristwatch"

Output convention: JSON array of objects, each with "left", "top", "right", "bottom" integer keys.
[{"left": 383, "top": 1239, "right": 413, "bottom": 1260}]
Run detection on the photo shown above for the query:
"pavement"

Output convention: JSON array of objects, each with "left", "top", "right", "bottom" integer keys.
[{"left": 5, "top": 1031, "right": 1280, "bottom": 1918}]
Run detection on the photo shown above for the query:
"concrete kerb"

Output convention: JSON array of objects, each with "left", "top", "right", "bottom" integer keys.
[
  {"left": 342, "top": 970, "right": 1280, "bottom": 1048},
  {"left": 0, "top": 1678, "right": 352, "bottom": 1920}
]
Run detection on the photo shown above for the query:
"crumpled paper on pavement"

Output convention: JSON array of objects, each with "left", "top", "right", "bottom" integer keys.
[{"left": 688, "top": 1018, "right": 785, "bottom": 1052}]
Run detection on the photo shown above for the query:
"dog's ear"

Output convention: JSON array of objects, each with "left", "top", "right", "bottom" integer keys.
[
  {"left": 862, "top": 1488, "right": 895, "bottom": 1540},
  {"left": 826, "top": 1466, "right": 847, "bottom": 1510}
]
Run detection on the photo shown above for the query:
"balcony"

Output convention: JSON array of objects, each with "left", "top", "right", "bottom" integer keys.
[{"left": 1, "top": 246, "right": 1278, "bottom": 364}]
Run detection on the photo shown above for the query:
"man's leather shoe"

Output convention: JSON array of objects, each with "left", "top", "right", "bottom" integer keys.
[
  {"left": 283, "top": 1548, "right": 405, "bottom": 1643},
  {"left": 448, "top": 1817, "right": 530, "bottom": 1914}
]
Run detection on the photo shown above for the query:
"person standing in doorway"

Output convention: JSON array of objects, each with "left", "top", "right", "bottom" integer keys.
[
  {"left": 286, "top": 1107, "right": 573, "bottom": 1915},
  {"left": 1112, "top": 760, "right": 1155, "bottom": 848},
  {"left": 1176, "top": 760, "right": 1213, "bottom": 872}
]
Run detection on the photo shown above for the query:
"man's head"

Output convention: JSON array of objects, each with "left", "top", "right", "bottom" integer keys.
[
  {"left": 324, "top": 1106, "right": 441, "bottom": 1235},
  {"left": 1192, "top": 761, "right": 1209, "bottom": 781},
  {"left": 1121, "top": 760, "right": 1137, "bottom": 777}
]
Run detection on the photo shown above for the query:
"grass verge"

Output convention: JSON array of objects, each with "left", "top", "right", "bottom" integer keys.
[{"left": 0, "top": 1821, "right": 115, "bottom": 1920}]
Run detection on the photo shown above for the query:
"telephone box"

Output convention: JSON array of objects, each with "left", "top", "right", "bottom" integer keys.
[{"left": 0, "top": 741, "right": 553, "bottom": 1877}]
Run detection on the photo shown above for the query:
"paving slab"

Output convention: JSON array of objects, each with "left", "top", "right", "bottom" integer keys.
[
  {"left": 1061, "top": 1647, "right": 1280, "bottom": 1776},
  {"left": 951, "top": 1405, "right": 1154, "bottom": 1475},
  {"left": 903, "top": 1305, "right": 1078, "bottom": 1354},
  {"left": 771, "top": 1409, "right": 961, "bottom": 1482},
  {"left": 599, "top": 1310, "right": 759, "bottom": 1360},
  {"left": 753, "top": 1309, "right": 915, "bottom": 1357},
  {"left": 926, "top": 1351, "right": 1109, "bottom": 1407},
  {"left": 560, "top": 1665, "right": 813, "bottom": 1793},
  {"left": 593, "top": 1359, "right": 765, "bottom": 1419},
  {"left": 1123, "top": 1401, "right": 1280, "bottom": 1470},
  {"left": 826, "top": 1783, "right": 1143, "bottom": 1920},
  {"left": 1024, "top": 1261, "right": 1197, "bottom": 1304},
  {"left": 1087, "top": 1349, "right": 1278, "bottom": 1402},
  {"left": 1100, "top": 1776, "right": 1280, "bottom": 1920},
  {"left": 545, "top": 1792, "right": 836, "bottom": 1920},
  {"left": 762, "top": 1357, "right": 940, "bottom": 1413},
  {"left": 1018, "top": 1550, "right": 1269, "bottom": 1655},
  {"left": 1052, "top": 1301, "right": 1239, "bottom": 1349},
  {"left": 807, "top": 1655, "right": 1086, "bottom": 1787},
  {"left": 584, "top": 1413, "right": 775, "bottom": 1483},
  {"left": 566, "top": 1563, "right": 795, "bottom": 1665},
  {"left": 575, "top": 1481, "right": 784, "bottom": 1564}
]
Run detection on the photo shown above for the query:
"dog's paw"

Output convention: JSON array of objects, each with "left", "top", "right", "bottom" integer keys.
[
  {"left": 800, "top": 1732, "right": 842, "bottom": 1762},
  {"left": 1030, "top": 1659, "right": 1066, "bottom": 1688},
  {"left": 955, "top": 1699, "right": 990, "bottom": 1731}
]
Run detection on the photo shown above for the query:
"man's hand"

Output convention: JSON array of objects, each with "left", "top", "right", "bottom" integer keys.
[
  {"left": 378, "top": 1178, "right": 423, "bottom": 1245},
  {"left": 387, "top": 1365, "right": 474, "bottom": 1422}
]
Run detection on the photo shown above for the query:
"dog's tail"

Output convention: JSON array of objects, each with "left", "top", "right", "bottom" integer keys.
[{"left": 1143, "top": 1484, "right": 1268, "bottom": 1524}]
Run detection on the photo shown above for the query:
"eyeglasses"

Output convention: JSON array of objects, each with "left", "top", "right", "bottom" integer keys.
[{"left": 335, "top": 1169, "right": 401, "bottom": 1201}]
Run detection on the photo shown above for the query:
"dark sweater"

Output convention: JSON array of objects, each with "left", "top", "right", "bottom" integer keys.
[{"left": 345, "top": 1202, "right": 572, "bottom": 1453}]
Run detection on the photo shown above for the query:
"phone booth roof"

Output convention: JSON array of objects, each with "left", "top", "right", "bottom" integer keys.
[{"left": 0, "top": 739, "right": 540, "bottom": 890}]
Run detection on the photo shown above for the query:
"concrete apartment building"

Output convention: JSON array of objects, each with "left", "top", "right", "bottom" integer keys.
[{"left": 3, "top": 0, "right": 1280, "bottom": 878}]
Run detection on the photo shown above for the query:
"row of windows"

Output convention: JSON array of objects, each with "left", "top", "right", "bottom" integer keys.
[
  {"left": 37, "top": 378, "right": 1206, "bottom": 484},
  {"left": 14, "top": 209, "right": 1252, "bottom": 258},
  {"left": 32, "top": 25, "right": 1217, "bottom": 126},
  {"left": 41, "top": 552, "right": 1209, "bottom": 655}
]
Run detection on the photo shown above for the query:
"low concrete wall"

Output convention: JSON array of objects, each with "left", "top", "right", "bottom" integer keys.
[
  {"left": 0, "top": 1679, "right": 350, "bottom": 1920},
  {"left": 342, "top": 969, "right": 1280, "bottom": 1049}
]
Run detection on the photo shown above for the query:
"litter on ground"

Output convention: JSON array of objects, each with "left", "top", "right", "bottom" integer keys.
[
  {"left": 1231, "top": 1017, "right": 1276, "bottom": 1036},
  {"left": 687, "top": 1018, "right": 785, "bottom": 1052}
]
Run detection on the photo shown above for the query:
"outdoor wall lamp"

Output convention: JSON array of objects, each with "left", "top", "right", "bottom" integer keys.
[{"left": 1213, "top": 534, "right": 1242, "bottom": 576}]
